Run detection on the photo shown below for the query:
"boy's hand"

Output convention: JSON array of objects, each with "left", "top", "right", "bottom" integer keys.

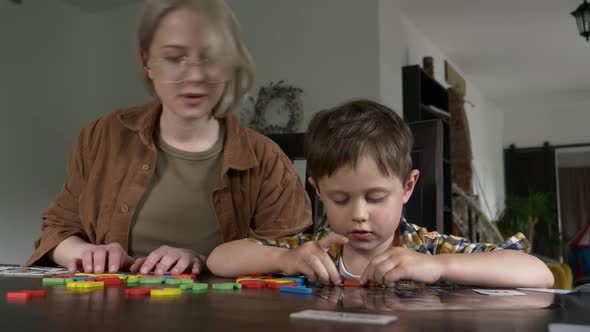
[
  {"left": 67, "top": 243, "right": 135, "bottom": 274},
  {"left": 360, "top": 247, "right": 443, "bottom": 287},
  {"left": 130, "top": 246, "right": 205, "bottom": 275},
  {"left": 278, "top": 232, "right": 348, "bottom": 285}
]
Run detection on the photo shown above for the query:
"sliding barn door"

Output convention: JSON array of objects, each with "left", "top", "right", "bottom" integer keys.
[{"left": 504, "top": 147, "right": 559, "bottom": 258}]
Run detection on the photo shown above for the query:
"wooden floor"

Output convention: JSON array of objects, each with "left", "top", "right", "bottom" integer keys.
[{"left": 1, "top": 275, "right": 589, "bottom": 332}]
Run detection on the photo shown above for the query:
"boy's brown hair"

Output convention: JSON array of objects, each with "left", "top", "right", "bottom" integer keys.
[{"left": 304, "top": 99, "right": 413, "bottom": 183}]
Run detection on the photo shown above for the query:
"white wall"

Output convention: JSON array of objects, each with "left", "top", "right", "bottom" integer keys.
[
  {"left": 467, "top": 90, "right": 506, "bottom": 219},
  {"left": 226, "top": 0, "right": 381, "bottom": 128},
  {"left": 0, "top": 1, "right": 93, "bottom": 264},
  {"left": 88, "top": 4, "right": 150, "bottom": 111},
  {"left": 0, "top": 1, "right": 148, "bottom": 264},
  {"left": 402, "top": 17, "right": 506, "bottom": 219},
  {"left": 503, "top": 106, "right": 590, "bottom": 148},
  {"left": 378, "top": 0, "right": 405, "bottom": 113}
]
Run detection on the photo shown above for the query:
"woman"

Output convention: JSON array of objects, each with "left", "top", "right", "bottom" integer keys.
[{"left": 26, "top": 0, "right": 311, "bottom": 276}]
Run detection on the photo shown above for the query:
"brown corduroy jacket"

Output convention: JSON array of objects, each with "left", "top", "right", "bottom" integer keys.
[{"left": 26, "top": 101, "right": 312, "bottom": 266}]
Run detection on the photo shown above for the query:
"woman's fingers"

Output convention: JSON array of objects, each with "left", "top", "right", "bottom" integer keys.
[
  {"left": 106, "top": 247, "right": 123, "bottom": 273},
  {"left": 170, "top": 254, "right": 191, "bottom": 275},
  {"left": 129, "top": 257, "right": 146, "bottom": 273},
  {"left": 92, "top": 247, "right": 107, "bottom": 273},
  {"left": 139, "top": 249, "right": 165, "bottom": 274},
  {"left": 67, "top": 258, "right": 81, "bottom": 274},
  {"left": 155, "top": 252, "right": 181, "bottom": 275},
  {"left": 81, "top": 250, "right": 94, "bottom": 273}
]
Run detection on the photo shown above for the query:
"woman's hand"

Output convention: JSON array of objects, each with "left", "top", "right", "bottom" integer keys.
[
  {"left": 130, "top": 245, "right": 205, "bottom": 275},
  {"left": 66, "top": 242, "right": 135, "bottom": 274}
]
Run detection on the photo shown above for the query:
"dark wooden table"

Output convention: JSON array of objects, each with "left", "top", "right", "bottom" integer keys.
[{"left": 1, "top": 275, "right": 589, "bottom": 331}]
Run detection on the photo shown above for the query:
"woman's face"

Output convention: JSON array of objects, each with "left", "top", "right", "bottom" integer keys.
[{"left": 145, "top": 7, "right": 230, "bottom": 122}]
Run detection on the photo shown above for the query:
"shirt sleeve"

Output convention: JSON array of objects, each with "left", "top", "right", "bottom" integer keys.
[
  {"left": 404, "top": 222, "right": 531, "bottom": 254},
  {"left": 25, "top": 126, "right": 93, "bottom": 266},
  {"left": 247, "top": 142, "right": 312, "bottom": 240},
  {"left": 245, "top": 225, "right": 333, "bottom": 249}
]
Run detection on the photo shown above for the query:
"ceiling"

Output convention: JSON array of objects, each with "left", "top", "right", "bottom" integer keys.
[{"left": 400, "top": 0, "right": 590, "bottom": 113}]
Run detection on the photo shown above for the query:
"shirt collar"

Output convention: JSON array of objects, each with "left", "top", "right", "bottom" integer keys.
[{"left": 117, "top": 100, "right": 258, "bottom": 171}]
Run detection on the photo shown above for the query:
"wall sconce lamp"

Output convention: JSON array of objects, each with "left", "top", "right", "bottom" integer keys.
[{"left": 572, "top": 0, "right": 590, "bottom": 41}]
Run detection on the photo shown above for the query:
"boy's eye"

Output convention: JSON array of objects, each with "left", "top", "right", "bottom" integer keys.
[
  {"left": 331, "top": 197, "right": 349, "bottom": 205},
  {"left": 366, "top": 196, "right": 386, "bottom": 204}
]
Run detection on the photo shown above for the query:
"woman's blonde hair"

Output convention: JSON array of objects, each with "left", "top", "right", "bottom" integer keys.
[{"left": 138, "top": 0, "right": 255, "bottom": 118}]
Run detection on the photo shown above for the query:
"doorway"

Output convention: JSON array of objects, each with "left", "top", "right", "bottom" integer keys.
[{"left": 556, "top": 146, "right": 590, "bottom": 254}]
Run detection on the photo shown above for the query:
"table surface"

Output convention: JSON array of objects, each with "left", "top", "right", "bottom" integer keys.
[{"left": 1, "top": 275, "right": 589, "bottom": 332}]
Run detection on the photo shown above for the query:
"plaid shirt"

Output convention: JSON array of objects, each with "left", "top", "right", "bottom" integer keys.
[{"left": 247, "top": 218, "right": 531, "bottom": 266}]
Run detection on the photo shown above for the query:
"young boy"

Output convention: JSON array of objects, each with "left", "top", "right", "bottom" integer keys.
[{"left": 207, "top": 99, "right": 554, "bottom": 288}]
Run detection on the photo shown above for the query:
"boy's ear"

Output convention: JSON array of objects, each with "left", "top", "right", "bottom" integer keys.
[
  {"left": 402, "top": 169, "right": 420, "bottom": 204},
  {"left": 307, "top": 177, "right": 321, "bottom": 198}
]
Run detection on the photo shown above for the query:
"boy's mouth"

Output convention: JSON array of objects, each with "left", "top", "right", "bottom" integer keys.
[{"left": 351, "top": 230, "right": 371, "bottom": 240}]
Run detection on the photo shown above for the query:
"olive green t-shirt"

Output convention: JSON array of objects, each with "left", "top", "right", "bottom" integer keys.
[{"left": 129, "top": 129, "right": 224, "bottom": 258}]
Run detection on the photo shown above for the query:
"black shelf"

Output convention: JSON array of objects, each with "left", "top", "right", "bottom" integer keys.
[
  {"left": 420, "top": 104, "right": 449, "bottom": 124},
  {"left": 403, "top": 65, "right": 452, "bottom": 234},
  {"left": 443, "top": 122, "right": 450, "bottom": 161}
]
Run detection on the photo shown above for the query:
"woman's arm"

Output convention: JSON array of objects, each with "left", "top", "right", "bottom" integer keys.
[
  {"left": 248, "top": 139, "right": 313, "bottom": 239},
  {"left": 50, "top": 236, "right": 93, "bottom": 267}
]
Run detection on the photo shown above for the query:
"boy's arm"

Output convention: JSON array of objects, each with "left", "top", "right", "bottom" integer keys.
[
  {"left": 423, "top": 229, "right": 555, "bottom": 287},
  {"left": 206, "top": 239, "right": 288, "bottom": 276},
  {"left": 362, "top": 222, "right": 554, "bottom": 288},
  {"left": 207, "top": 233, "right": 348, "bottom": 285},
  {"left": 436, "top": 249, "right": 554, "bottom": 288},
  {"left": 361, "top": 247, "right": 554, "bottom": 288}
]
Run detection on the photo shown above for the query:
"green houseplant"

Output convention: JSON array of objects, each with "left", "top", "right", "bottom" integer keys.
[{"left": 496, "top": 192, "right": 558, "bottom": 254}]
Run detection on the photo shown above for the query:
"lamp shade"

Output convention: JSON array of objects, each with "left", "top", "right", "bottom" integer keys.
[{"left": 572, "top": 0, "right": 590, "bottom": 41}]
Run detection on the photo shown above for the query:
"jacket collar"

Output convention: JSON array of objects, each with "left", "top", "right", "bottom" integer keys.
[{"left": 117, "top": 100, "right": 257, "bottom": 171}]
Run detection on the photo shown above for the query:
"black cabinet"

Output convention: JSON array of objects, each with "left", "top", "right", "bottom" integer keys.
[
  {"left": 266, "top": 133, "right": 324, "bottom": 227},
  {"left": 406, "top": 120, "right": 443, "bottom": 233},
  {"left": 403, "top": 65, "right": 452, "bottom": 234}
]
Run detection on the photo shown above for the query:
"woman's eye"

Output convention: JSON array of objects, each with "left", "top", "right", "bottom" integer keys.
[{"left": 164, "top": 56, "right": 184, "bottom": 64}]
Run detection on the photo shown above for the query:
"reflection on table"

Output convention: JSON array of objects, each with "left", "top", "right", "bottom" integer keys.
[{"left": 0, "top": 275, "right": 588, "bottom": 332}]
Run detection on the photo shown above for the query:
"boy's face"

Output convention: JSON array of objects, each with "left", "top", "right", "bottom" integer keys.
[{"left": 310, "top": 156, "right": 419, "bottom": 256}]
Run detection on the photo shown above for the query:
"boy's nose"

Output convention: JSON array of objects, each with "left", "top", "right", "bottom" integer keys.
[{"left": 351, "top": 201, "right": 369, "bottom": 222}]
